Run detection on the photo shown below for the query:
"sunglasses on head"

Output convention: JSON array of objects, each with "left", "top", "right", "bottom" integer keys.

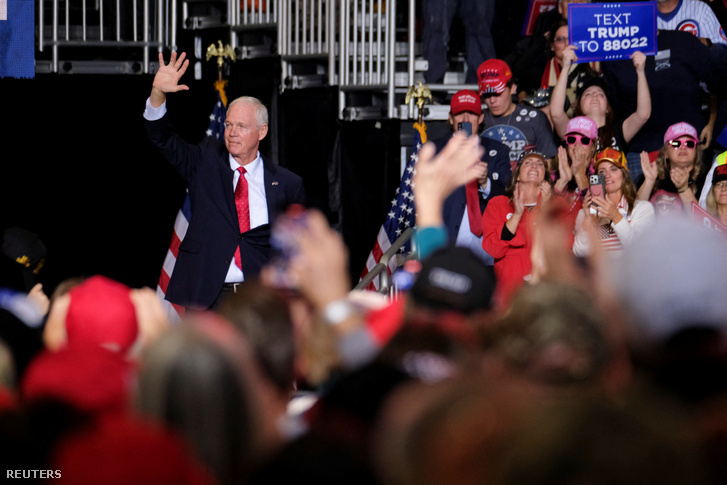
[
  {"left": 565, "top": 134, "right": 592, "bottom": 146},
  {"left": 669, "top": 139, "right": 697, "bottom": 149}
]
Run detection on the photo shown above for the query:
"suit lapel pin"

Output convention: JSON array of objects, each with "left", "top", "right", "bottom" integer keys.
[{"left": 271, "top": 181, "right": 279, "bottom": 186}]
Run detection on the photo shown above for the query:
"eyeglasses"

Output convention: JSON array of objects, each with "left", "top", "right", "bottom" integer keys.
[
  {"left": 566, "top": 134, "right": 592, "bottom": 146},
  {"left": 669, "top": 139, "right": 697, "bottom": 149},
  {"left": 554, "top": 36, "right": 568, "bottom": 44}
]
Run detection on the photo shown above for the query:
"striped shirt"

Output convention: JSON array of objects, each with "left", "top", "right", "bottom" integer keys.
[
  {"left": 597, "top": 197, "right": 629, "bottom": 252},
  {"left": 573, "top": 199, "right": 656, "bottom": 257},
  {"left": 657, "top": 0, "right": 727, "bottom": 45}
]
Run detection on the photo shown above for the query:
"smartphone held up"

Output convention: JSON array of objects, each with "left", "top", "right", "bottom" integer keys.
[
  {"left": 589, "top": 174, "right": 605, "bottom": 215},
  {"left": 457, "top": 121, "right": 473, "bottom": 136}
]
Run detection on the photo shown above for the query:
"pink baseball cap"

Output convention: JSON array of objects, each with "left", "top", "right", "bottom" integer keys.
[
  {"left": 450, "top": 90, "right": 482, "bottom": 115},
  {"left": 566, "top": 116, "right": 598, "bottom": 139},
  {"left": 663, "top": 122, "right": 698, "bottom": 144},
  {"left": 477, "top": 59, "right": 512, "bottom": 96}
]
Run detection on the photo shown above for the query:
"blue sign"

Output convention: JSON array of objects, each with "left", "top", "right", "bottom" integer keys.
[{"left": 568, "top": 2, "right": 657, "bottom": 63}]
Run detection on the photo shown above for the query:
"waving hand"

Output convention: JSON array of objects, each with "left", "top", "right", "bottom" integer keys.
[{"left": 150, "top": 51, "right": 190, "bottom": 107}]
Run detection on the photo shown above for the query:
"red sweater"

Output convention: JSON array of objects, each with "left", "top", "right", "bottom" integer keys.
[{"left": 481, "top": 196, "right": 539, "bottom": 309}]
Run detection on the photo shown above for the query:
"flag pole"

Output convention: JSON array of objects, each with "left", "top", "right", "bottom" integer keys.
[{"left": 359, "top": 83, "right": 433, "bottom": 292}]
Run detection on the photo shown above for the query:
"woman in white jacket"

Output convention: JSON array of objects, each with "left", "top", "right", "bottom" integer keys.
[{"left": 573, "top": 148, "right": 655, "bottom": 256}]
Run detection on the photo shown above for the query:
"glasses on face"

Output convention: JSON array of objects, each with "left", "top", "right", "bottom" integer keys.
[
  {"left": 715, "top": 181, "right": 727, "bottom": 190},
  {"left": 565, "top": 134, "right": 592, "bottom": 146},
  {"left": 554, "top": 36, "right": 568, "bottom": 44},
  {"left": 669, "top": 139, "right": 697, "bottom": 149}
]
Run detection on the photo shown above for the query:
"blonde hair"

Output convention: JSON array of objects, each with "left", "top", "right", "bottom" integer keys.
[
  {"left": 653, "top": 142, "right": 702, "bottom": 189},
  {"left": 705, "top": 180, "right": 727, "bottom": 216}
]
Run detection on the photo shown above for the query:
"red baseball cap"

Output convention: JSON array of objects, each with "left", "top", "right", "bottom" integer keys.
[
  {"left": 65, "top": 275, "right": 139, "bottom": 353},
  {"left": 450, "top": 90, "right": 482, "bottom": 115},
  {"left": 477, "top": 59, "right": 512, "bottom": 96}
]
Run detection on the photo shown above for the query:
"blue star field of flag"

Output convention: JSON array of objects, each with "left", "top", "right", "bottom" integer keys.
[
  {"left": 206, "top": 93, "right": 227, "bottom": 139},
  {"left": 382, "top": 129, "right": 422, "bottom": 253}
]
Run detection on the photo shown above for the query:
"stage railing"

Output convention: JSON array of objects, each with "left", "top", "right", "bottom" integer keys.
[
  {"left": 37, "top": 0, "right": 176, "bottom": 74},
  {"left": 36, "top": 0, "right": 424, "bottom": 120}
]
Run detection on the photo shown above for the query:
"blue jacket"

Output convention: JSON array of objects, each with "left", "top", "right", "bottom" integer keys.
[{"left": 146, "top": 113, "right": 306, "bottom": 308}]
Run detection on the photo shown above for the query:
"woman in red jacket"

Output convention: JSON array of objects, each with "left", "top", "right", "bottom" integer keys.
[{"left": 482, "top": 151, "right": 552, "bottom": 310}]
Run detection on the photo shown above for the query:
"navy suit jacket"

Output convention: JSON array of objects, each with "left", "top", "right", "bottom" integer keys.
[
  {"left": 433, "top": 134, "right": 511, "bottom": 242},
  {"left": 146, "top": 113, "right": 306, "bottom": 309}
]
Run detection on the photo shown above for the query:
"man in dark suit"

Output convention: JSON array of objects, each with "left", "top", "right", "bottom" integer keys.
[
  {"left": 144, "top": 51, "right": 306, "bottom": 309},
  {"left": 433, "top": 90, "right": 511, "bottom": 265}
]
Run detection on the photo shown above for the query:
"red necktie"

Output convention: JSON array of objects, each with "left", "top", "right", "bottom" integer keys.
[
  {"left": 465, "top": 180, "right": 483, "bottom": 236},
  {"left": 234, "top": 166, "right": 250, "bottom": 270}
]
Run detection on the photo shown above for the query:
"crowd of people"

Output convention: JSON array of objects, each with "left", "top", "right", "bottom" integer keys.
[
  {"left": 2, "top": 130, "right": 727, "bottom": 483},
  {"left": 1, "top": 0, "right": 727, "bottom": 482}
]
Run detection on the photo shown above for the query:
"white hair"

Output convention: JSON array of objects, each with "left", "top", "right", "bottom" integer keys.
[{"left": 228, "top": 96, "right": 268, "bottom": 128}]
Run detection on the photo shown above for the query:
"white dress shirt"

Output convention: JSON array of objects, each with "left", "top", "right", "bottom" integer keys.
[{"left": 225, "top": 154, "right": 268, "bottom": 282}]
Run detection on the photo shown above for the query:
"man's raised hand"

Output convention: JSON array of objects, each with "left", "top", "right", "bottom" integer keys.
[{"left": 150, "top": 51, "right": 190, "bottom": 107}]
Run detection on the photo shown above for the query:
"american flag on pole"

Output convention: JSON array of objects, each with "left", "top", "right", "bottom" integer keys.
[
  {"left": 156, "top": 80, "right": 228, "bottom": 321},
  {"left": 359, "top": 121, "right": 427, "bottom": 291}
]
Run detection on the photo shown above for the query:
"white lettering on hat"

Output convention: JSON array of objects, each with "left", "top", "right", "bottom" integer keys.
[
  {"left": 672, "top": 122, "right": 696, "bottom": 137},
  {"left": 428, "top": 268, "right": 472, "bottom": 295}
]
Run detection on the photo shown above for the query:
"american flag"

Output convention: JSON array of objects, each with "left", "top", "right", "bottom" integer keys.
[
  {"left": 359, "top": 121, "right": 426, "bottom": 291},
  {"left": 156, "top": 80, "right": 228, "bottom": 321}
]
